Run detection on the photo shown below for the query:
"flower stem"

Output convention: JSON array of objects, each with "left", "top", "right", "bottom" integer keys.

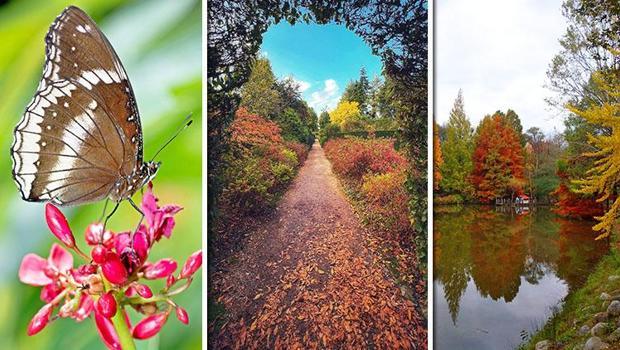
[{"left": 102, "top": 278, "right": 137, "bottom": 350}]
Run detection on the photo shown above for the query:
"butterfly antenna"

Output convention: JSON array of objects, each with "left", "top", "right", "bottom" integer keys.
[{"left": 150, "top": 113, "right": 193, "bottom": 161}]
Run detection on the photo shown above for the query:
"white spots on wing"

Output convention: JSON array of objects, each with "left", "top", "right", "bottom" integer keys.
[
  {"left": 81, "top": 69, "right": 122, "bottom": 86},
  {"left": 85, "top": 24, "right": 91, "bottom": 31},
  {"left": 13, "top": 80, "right": 78, "bottom": 198},
  {"left": 72, "top": 33, "right": 76, "bottom": 37},
  {"left": 76, "top": 25, "right": 86, "bottom": 33},
  {"left": 88, "top": 100, "right": 97, "bottom": 110},
  {"left": 82, "top": 70, "right": 100, "bottom": 85},
  {"left": 63, "top": 102, "right": 69, "bottom": 108},
  {"left": 71, "top": 46, "right": 75, "bottom": 52},
  {"left": 47, "top": 125, "right": 52, "bottom": 130},
  {"left": 77, "top": 77, "right": 93, "bottom": 90},
  {"left": 44, "top": 112, "right": 94, "bottom": 189},
  {"left": 73, "top": 63, "right": 78, "bottom": 68}
]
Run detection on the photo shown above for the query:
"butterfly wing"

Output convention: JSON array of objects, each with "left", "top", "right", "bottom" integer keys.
[{"left": 11, "top": 6, "right": 143, "bottom": 205}]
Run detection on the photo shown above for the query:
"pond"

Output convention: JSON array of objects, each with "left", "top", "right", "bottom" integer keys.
[{"left": 433, "top": 206, "right": 609, "bottom": 350}]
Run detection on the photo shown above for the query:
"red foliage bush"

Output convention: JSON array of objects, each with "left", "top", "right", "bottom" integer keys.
[
  {"left": 284, "top": 140, "right": 309, "bottom": 164},
  {"left": 552, "top": 170, "right": 604, "bottom": 219},
  {"left": 323, "top": 138, "right": 406, "bottom": 183}
]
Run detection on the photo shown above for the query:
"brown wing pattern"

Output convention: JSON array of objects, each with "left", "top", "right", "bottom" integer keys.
[{"left": 11, "top": 6, "right": 142, "bottom": 205}]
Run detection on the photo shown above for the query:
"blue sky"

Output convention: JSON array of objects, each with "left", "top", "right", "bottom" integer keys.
[{"left": 260, "top": 22, "right": 383, "bottom": 113}]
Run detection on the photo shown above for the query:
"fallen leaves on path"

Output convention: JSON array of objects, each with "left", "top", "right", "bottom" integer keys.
[{"left": 209, "top": 143, "right": 427, "bottom": 349}]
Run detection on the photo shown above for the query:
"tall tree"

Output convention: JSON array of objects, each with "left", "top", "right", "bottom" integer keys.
[
  {"left": 471, "top": 113, "right": 525, "bottom": 202},
  {"left": 319, "top": 111, "right": 330, "bottom": 130},
  {"left": 504, "top": 109, "right": 525, "bottom": 146},
  {"left": 239, "top": 57, "right": 281, "bottom": 118},
  {"left": 572, "top": 70, "right": 620, "bottom": 239},
  {"left": 330, "top": 100, "right": 363, "bottom": 131},
  {"left": 439, "top": 90, "right": 474, "bottom": 197},
  {"left": 433, "top": 122, "right": 443, "bottom": 190}
]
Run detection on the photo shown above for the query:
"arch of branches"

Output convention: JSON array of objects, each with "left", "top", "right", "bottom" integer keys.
[{"left": 207, "top": 0, "right": 428, "bottom": 267}]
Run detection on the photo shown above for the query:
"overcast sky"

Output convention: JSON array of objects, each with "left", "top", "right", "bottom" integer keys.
[{"left": 435, "top": 0, "right": 568, "bottom": 134}]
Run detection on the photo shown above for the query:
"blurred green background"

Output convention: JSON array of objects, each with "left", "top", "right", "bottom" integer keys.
[{"left": 0, "top": 0, "right": 201, "bottom": 349}]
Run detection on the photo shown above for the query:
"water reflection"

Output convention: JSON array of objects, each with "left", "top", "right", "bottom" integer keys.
[{"left": 434, "top": 206, "right": 608, "bottom": 350}]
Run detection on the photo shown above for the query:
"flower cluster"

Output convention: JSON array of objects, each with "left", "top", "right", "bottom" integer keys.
[{"left": 18, "top": 184, "right": 201, "bottom": 349}]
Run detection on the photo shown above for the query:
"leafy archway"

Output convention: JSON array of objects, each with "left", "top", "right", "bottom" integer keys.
[{"left": 207, "top": 1, "right": 428, "bottom": 266}]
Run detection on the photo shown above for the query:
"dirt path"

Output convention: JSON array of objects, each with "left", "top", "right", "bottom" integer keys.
[{"left": 209, "top": 142, "right": 427, "bottom": 349}]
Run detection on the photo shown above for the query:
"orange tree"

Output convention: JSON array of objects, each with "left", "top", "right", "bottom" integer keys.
[{"left": 471, "top": 113, "right": 525, "bottom": 202}]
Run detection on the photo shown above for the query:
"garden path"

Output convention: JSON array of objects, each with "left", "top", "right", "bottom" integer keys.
[{"left": 209, "top": 141, "right": 426, "bottom": 349}]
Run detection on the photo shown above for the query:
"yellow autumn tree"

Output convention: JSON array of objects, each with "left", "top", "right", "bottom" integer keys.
[
  {"left": 572, "top": 68, "right": 620, "bottom": 239},
  {"left": 330, "top": 101, "right": 361, "bottom": 130}
]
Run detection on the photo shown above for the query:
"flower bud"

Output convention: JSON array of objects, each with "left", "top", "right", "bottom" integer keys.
[
  {"left": 166, "top": 274, "right": 176, "bottom": 288},
  {"left": 180, "top": 250, "right": 202, "bottom": 279},
  {"left": 96, "top": 292, "right": 117, "bottom": 318},
  {"left": 91, "top": 245, "right": 107, "bottom": 264},
  {"left": 132, "top": 313, "right": 168, "bottom": 340},
  {"left": 176, "top": 306, "right": 189, "bottom": 325},
  {"left": 135, "top": 283, "right": 153, "bottom": 298},
  {"left": 94, "top": 311, "right": 121, "bottom": 350},
  {"left": 27, "top": 303, "right": 53, "bottom": 336},
  {"left": 45, "top": 204, "right": 75, "bottom": 248},
  {"left": 144, "top": 259, "right": 177, "bottom": 279},
  {"left": 101, "top": 252, "right": 128, "bottom": 285},
  {"left": 125, "top": 286, "right": 137, "bottom": 297}
]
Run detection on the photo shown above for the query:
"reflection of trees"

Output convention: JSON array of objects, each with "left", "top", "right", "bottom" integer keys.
[
  {"left": 434, "top": 207, "right": 610, "bottom": 323},
  {"left": 555, "top": 218, "right": 608, "bottom": 291},
  {"left": 434, "top": 207, "right": 474, "bottom": 325},
  {"left": 469, "top": 212, "right": 527, "bottom": 302}
]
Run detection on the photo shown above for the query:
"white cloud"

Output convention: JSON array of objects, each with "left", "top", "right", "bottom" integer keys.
[
  {"left": 286, "top": 75, "right": 311, "bottom": 93},
  {"left": 436, "top": 0, "right": 568, "bottom": 134},
  {"left": 308, "top": 79, "right": 340, "bottom": 112}
]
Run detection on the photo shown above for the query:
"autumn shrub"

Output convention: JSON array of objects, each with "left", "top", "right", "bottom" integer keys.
[
  {"left": 362, "top": 170, "right": 412, "bottom": 238},
  {"left": 221, "top": 108, "right": 308, "bottom": 215},
  {"left": 324, "top": 137, "right": 407, "bottom": 183},
  {"left": 434, "top": 194, "right": 464, "bottom": 205}
]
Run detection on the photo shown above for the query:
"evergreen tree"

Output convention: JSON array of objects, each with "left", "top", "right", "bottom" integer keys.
[
  {"left": 239, "top": 57, "right": 281, "bottom": 118},
  {"left": 439, "top": 90, "right": 475, "bottom": 197}
]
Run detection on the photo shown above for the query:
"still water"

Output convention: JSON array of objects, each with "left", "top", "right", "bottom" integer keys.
[{"left": 434, "top": 206, "right": 609, "bottom": 350}]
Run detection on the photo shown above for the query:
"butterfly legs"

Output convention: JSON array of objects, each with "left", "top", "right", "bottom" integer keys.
[
  {"left": 128, "top": 197, "right": 144, "bottom": 233},
  {"left": 100, "top": 199, "right": 120, "bottom": 231}
]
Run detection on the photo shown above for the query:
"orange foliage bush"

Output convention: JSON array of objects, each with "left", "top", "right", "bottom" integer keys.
[
  {"left": 324, "top": 137, "right": 412, "bottom": 240},
  {"left": 362, "top": 170, "right": 411, "bottom": 237},
  {"left": 222, "top": 108, "right": 309, "bottom": 214}
]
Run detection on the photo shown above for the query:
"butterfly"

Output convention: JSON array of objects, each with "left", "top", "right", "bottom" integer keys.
[{"left": 11, "top": 6, "right": 160, "bottom": 209}]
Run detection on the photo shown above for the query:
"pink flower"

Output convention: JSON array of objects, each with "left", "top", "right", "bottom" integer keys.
[
  {"left": 141, "top": 185, "right": 182, "bottom": 242},
  {"left": 91, "top": 245, "right": 108, "bottom": 264},
  {"left": 45, "top": 204, "right": 76, "bottom": 248},
  {"left": 85, "top": 223, "right": 114, "bottom": 247},
  {"left": 143, "top": 259, "right": 177, "bottom": 279},
  {"left": 72, "top": 294, "right": 94, "bottom": 322},
  {"left": 27, "top": 303, "right": 53, "bottom": 336},
  {"left": 19, "top": 244, "right": 72, "bottom": 286},
  {"left": 180, "top": 250, "right": 202, "bottom": 279},
  {"left": 132, "top": 313, "right": 168, "bottom": 340}
]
